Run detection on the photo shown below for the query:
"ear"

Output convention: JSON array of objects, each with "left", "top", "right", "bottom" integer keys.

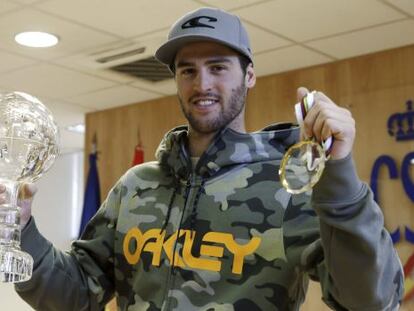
[{"left": 245, "top": 63, "right": 256, "bottom": 89}]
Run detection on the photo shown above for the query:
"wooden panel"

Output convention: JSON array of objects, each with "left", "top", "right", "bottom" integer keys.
[
  {"left": 87, "top": 44, "right": 414, "bottom": 310},
  {"left": 85, "top": 95, "right": 186, "bottom": 196}
]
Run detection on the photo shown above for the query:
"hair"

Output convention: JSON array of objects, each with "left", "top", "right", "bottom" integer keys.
[
  {"left": 237, "top": 54, "right": 252, "bottom": 77},
  {"left": 169, "top": 50, "right": 252, "bottom": 77}
]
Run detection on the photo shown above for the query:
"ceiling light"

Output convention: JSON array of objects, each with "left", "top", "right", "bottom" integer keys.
[
  {"left": 15, "top": 31, "right": 59, "bottom": 48},
  {"left": 65, "top": 123, "right": 85, "bottom": 134}
]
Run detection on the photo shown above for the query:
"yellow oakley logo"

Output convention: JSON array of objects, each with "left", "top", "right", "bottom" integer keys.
[{"left": 123, "top": 228, "right": 261, "bottom": 275}]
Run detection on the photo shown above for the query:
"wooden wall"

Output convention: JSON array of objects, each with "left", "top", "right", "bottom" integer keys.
[{"left": 87, "top": 44, "right": 414, "bottom": 310}]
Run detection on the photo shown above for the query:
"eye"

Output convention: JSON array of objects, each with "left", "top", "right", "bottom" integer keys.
[
  {"left": 179, "top": 68, "right": 195, "bottom": 77},
  {"left": 211, "top": 65, "right": 226, "bottom": 73}
]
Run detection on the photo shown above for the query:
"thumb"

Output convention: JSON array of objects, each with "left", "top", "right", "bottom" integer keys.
[
  {"left": 297, "top": 87, "right": 309, "bottom": 102},
  {"left": 19, "top": 183, "right": 38, "bottom": 201}
]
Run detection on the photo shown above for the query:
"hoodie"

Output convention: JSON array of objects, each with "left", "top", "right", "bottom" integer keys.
[{"left": 15, "top": 124, "right": 403, "bottom": 311}]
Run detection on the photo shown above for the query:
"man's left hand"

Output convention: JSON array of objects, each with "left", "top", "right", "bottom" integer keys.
[{"left": 297, "top": 87, "right": 356, "bottom": 160}]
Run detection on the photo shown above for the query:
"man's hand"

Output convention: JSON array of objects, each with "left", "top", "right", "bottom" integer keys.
[
  {"left": 19, "top": 183, "right": 37, "bottom": 229},
  {"left": 297, "top": 87, "right": 355, "bottom": 160},
  {"left": 0, "top": 183, "right": 37, "bottom": 229}
]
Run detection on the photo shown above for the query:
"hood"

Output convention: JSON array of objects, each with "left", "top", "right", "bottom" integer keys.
[{"left": 155, "top": 123, "right": 299, "bottom": 179}]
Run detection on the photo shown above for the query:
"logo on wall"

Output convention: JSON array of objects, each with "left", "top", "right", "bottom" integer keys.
[
  {"left": 388, "top": 100, "right": 414, "bottom": 141},
  {"left": 370, "top": 99, "right": 414, "bottom": 244}
]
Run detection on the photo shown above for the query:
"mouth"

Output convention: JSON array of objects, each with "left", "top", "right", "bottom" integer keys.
[{"left": 192, "top": 98, "right": 219, "bottom": 107}]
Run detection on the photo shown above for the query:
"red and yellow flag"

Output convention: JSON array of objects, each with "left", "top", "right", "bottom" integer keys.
[{"left": 404, "top": 251, "right": 414, "bottom": 301}]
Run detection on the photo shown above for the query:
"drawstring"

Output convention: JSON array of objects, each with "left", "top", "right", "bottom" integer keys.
[
  {"left": 160, "top": 178, "right": 180, "bottom": 234},
  {"left": 161, "top": 176, "right": 206, "bottom": 272},
  {"left": 190, "top": 178, "right": 205, "bottom": 238},
  {"left": 139, "top": 174, "right": 205, "bottom": 236}
]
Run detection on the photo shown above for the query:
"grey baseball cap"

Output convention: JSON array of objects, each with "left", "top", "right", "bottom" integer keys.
[{"left": 155, "top": 7, "right": 253, "bottom": 69}]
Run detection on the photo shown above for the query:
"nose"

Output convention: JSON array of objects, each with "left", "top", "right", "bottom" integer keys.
[{"left": 193, "top": 68, "right": 212, "bottom": 92}]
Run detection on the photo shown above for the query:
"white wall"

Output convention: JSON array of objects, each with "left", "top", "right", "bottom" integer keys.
[{"left": 1, "top": 151, "right": 84, "bottom": 310}]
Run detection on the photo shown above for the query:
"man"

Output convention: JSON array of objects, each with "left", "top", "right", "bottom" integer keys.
[{"left": 10, "top": 7, "right": 403, "bottom": 311}]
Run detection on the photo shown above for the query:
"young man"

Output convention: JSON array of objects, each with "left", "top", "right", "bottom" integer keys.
[{"left": 12, "top": 7, "right": 403, "bottom": 311}]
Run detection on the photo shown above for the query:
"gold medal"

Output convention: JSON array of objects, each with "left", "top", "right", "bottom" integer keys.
[{"left": 279, "top": 91, "right": 332, "bottom": 194}]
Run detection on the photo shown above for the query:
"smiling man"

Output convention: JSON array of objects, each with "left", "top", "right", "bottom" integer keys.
[
  {"left": 13, "top": 7, "right": 403, "bottom": 311},
  {"left": 173, "top": 41, "right": 255, "bottom": 156}
]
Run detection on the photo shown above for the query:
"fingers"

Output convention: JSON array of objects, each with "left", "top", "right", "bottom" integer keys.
[
  {"left": 0, "top": 183, "right": 35, "bottom": 229},
  {"left": 305, "top": 102, "right": 348, "bottom": 141},
  {"left": 19, "top": 183, "right": 38, "bottom": 200},
  {"left": 296, "top": 87, "right": 309, "bottom": 102},
  {"left": 299, "top": 90, "right": 356, "bottom": 160},
  {"left": 0, "top": 184, "right": 5, "bottom": 204},
  {"left": 0, "top": 183, "right": 37, "bottom": 201}
]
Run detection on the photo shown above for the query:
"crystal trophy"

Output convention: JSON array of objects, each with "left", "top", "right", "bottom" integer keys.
[
  {"left": 279, "top": 91, "right": 332, "bottom": 194},
  {"left": 0, "top": 91, "right": 59, "bottom": 283}
]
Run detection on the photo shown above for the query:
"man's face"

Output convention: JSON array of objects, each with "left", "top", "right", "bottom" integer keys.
[{"left": 174, "top": 41, "right": 255, "bottom": 135}]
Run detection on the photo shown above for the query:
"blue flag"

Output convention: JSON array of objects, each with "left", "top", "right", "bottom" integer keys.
[{"left": 78, "top": 152, "right": 101, "bottom": 238}]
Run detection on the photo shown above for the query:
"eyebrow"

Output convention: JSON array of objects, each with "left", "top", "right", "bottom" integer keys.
[{"left": 176, "top": 57, "right": 233, "bottom": 69}]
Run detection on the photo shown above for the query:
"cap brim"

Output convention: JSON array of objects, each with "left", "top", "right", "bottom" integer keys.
[{"left": 155, "top": 34, "right": 252, "bottom": 67}]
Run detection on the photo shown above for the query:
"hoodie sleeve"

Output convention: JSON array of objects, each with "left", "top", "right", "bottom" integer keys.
[
  {"left": 310, "top": 154, "right": 404, "bottom": 310},
  {"left": 14, "top": 180, "right": 123, "bottom": 311}
]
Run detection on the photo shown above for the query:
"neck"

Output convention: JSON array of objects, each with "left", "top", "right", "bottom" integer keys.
[
  {"left": 188, "top": 122, "right": 246, "bottom": 157},
  {"left": 188, "top": 130, "right": 216, "bottom": 157}
]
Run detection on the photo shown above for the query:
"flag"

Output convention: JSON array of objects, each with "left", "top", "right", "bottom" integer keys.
[
  {"left": 404, "top": 250, "right": 414, "bottom": 302},
  {"left": 132, "top": 144, "right": 144, "bottom": 166},
  {"left": 78, "top": 152, "right": 101, "bottom": 238},
  {"left": 132, "top": 128, "right": 144, "bottom": 166}
]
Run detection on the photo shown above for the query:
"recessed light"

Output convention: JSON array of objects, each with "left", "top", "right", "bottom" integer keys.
[
  {"left": 15, "top": 31, "right": 59, "bottom": 48},
  {"left": 65, "top": 123, "right": 85, "bottom": 134}
]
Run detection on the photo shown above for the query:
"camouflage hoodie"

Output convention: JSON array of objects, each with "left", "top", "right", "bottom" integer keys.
[{"left": 16, "top": 124, "right": 403, "bottom": 311}]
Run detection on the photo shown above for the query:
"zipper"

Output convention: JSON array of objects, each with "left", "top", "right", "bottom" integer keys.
[{"left": 162, "top": 174, "right": 195, "bottom": 311}]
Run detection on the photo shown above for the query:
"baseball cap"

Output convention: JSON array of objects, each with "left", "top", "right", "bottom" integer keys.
[{"left": 155, "top": 7, "right": 253, "bottom": 69}]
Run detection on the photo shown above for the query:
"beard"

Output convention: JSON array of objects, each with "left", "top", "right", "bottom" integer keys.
[{"left": 178, "top": 83, "right": 247, "bottom": 134}]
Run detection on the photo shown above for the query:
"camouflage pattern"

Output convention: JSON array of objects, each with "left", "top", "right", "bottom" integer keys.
[{"left": 16, "top": 124, "right": 403, "bottom": 311}]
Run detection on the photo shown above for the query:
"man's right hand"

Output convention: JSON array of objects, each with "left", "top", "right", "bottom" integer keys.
[{"left": 0, "top": 183, "right": 37, "bottom": 230}]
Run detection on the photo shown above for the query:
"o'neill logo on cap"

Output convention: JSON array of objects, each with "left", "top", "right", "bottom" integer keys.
[{"left": 182, "top": 16, "right": 217, "bottom": 29}]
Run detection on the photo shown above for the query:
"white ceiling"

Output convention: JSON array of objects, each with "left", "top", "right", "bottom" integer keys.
[{"left": 0, "top": 0, "right": 413, "bottom": 152}]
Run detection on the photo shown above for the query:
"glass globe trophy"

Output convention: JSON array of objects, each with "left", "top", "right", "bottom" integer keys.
[{"left": 0, "top": 91, "right": 59, "bottom": 283}]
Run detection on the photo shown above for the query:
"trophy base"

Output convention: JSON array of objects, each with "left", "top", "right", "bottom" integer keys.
[{"left": 0, "top": 246, "right": 33, "bottom": 283}]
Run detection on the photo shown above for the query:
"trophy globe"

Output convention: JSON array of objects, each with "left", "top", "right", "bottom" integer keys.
[{"left": 0, "top": 91, "right": 59, "bottom": 283}]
